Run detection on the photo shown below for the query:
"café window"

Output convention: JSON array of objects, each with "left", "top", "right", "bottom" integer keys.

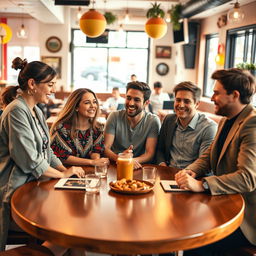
[
  {"left": 203, "top": 34, "right": 219, "bottom": 97},
  {"left": 226, "top": 24, "right": 256, "bottom": 67},
  {"left": 71, "top": 29, "right": 149, "bottom": 93},
  {"left": 7, "top": 46, "right": 40, "bottom": 85},
  {"left": 226, "top": 25, "right": 256, "bottom": 106}
]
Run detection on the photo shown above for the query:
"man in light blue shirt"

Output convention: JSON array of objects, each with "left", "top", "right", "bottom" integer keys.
[{"left": 156, "top": 81, "right": 217, "bottom": 169}]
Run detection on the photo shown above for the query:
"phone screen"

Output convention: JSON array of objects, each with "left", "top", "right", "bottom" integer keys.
[{"left": 170, "top": 184, "right": 179, "bottom": 189}]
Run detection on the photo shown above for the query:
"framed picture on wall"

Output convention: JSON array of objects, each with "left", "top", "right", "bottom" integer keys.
[
  {"left": 45, "top": 36, "right": 62, "bottom": 53},
  {"left": 155, "top": 46, "right": 172, "bottom": 59},
  {"left": 41, "top": 56, "right": 61, "bottom": 79}
]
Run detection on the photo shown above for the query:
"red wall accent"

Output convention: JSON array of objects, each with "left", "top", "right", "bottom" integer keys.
[{"left": 0, "top": 17, "right": 7, "bottom": 81}]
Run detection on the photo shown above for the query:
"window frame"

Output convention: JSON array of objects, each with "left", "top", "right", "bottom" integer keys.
[
  {"left": 70, "top": 29, "right": 150, "bottom": 91},
  {"left": 203, "top": 33, "right": 219, "bottom": 97},
  {"left": 226, "top": 24, "right": 256, "bottom": 68}
]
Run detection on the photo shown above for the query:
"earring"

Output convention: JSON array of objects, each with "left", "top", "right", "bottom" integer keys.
[{"left": 28, "top": 89, "right": 37, "bottom": 96}]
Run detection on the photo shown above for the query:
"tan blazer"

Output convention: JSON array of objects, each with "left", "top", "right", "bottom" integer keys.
[{"left": 187, "top": 104, "right": 256, "bottom": 245}]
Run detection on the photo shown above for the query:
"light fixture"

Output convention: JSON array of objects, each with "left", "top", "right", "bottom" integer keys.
[
  {"left": 124, "top": 9, "right": 129, "bottom": 24},
  {"left": 77, "top": 7, "right": 82, "bottom": 20},
  {"left": 0, "top": 23, "right": 12, "bottom": 85},
  {"left": 79, "top": 9, "right": 106, "bottom": 38},
  {"left": 227, "top": 1, "right": 244, "bottom": 23},
  {"left": 118, "top": 24, "right": 124, "bottom": 33},
  {"left": 165, "top": 13, "right": 171, "bottom": 23},
  {"left": 17, "top": 4, "right": 28, "bottom": 39}
]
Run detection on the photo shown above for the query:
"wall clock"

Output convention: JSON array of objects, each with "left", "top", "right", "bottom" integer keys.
[{"left": 156, "top": 63, "right": 169, "bottom": 76}]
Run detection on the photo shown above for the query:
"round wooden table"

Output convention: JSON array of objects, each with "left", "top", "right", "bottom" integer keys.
[{"left": 11, "top": 165, "right": 244, "bottom": 254}]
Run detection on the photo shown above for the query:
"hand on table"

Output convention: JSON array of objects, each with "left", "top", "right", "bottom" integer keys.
[
  {"left": 133, "top": 159, "right": 142, "bottom": 169},
  {"left": 64, "top": 166, "right": 85, "bottom": 178},
  {"left": 92, "top": 158, "right": 109, "bottom": 166},
  {"left": 175, "top": 169, "right": 204, "bottom": 192}
]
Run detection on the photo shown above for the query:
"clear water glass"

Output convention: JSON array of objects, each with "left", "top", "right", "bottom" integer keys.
[
  {"left": 95, "top": 162, "right": 108, "bottom": 178},
  {"left": 85, "top": 174, "right": 101, "bottom": 193}
]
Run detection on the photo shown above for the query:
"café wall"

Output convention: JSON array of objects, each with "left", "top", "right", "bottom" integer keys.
[
  {"left": 3, "top": 7, "right": 198, "bottom": 93},
  {"left": 197, "top": 1, "right": 256, "bottom": 96}
]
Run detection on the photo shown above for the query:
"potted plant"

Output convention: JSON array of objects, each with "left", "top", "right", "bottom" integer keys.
[
  {"left": 145, "top": 2, "right": 167, "bottom": 39},
  {"left": 236, "top": 62, "right": 256, "bottom": 76},
  {"left": 168, "top": 4, "right": 182, "bottom": 31},
  {"left": 104, "top": 12, "right": 117, "bottom": 25}
]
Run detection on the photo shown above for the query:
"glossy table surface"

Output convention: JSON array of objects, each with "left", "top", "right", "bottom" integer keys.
[{"left": 11, "top": 164, "right": 244, "bottom": 254}]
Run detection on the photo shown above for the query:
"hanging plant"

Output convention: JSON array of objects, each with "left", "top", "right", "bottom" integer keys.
[
  {"left": 146, "top": 2, "right": 165, "bottom": 18},
  {"left": 104, "top": 12, "right": 117, "bottom": 25},
  {"left": 145, "top": 2, "right": 167, "bottom": 39},
  {"left": 168, "top": 4, "right": 182, "bottom": 31}
]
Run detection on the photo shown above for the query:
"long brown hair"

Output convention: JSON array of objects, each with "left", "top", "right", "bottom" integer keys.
[{"left": 50, "top": 88, "right": 100, "bottom": 139}]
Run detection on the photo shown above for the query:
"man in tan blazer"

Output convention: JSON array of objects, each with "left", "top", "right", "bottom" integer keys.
[{"left": 175, "top": 68, "right": 256, "bottom": 255}]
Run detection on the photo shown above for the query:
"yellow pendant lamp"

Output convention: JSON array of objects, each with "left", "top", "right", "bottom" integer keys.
[
  {"left": 79, "top": 9, "right": 106, "bottom": 38},
  {"left": 0, "top": 23, "right": 12, "bottom": 44},
  {"left": 145, "top": 3, "right": 167, "bottom": 39},
  {"left": 145, "top": 17, "right": 167, "bottom": 39}
]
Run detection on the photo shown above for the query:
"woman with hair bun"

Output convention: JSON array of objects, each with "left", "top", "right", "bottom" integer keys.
[{"left": 0, "top": 57, "right": 85, "bottom": 254}]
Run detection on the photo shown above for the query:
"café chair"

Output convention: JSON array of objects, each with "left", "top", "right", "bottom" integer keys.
[
  {"left": 6, "top": 230, "right": 38, "bottom": 245},
  {"left": 0, "top": 244, "right": 54, "bottom": 256},
  {"left": 225, "top": 246, "right": 256, "bottom": 256}
]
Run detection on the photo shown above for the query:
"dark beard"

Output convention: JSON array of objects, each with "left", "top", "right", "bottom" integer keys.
[{"left": 126, "top": 106, "right": 143, "bottom": 117}]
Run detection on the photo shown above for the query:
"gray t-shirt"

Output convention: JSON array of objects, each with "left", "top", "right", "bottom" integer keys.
[{"left": 105, "top": 110, "right": 161, "bottom": 157}]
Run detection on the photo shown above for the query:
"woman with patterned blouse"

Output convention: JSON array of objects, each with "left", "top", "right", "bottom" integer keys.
[{"left": 50, "top": 88, "right": 109, "bottom": 166}]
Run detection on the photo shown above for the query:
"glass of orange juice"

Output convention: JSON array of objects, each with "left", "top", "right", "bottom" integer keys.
[{"left": 116, "top": 153, "right": 134, "bottom": 180}]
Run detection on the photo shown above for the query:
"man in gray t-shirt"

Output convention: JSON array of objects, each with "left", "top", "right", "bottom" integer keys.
[{"left": 104, "top": 81, "right": 161, "bottom": 169}]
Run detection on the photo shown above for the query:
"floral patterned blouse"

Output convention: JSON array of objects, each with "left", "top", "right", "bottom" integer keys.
[{"left": 51, "top": 123, "right": 104, "bottom": 161}]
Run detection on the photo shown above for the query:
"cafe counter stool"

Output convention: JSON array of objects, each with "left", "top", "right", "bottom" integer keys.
[{"left": 0, "top": 244, "right": 54, "bottom": 256}]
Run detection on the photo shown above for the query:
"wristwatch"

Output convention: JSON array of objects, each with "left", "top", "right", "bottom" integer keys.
[{"left": 202, "top": 179, "right": 210, "bottom": 191}]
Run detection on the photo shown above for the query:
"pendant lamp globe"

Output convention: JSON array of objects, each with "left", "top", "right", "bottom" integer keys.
[
  {"left": 79, "top": 9, "right": 106, "bottom": 38},
  {"left": 227, "top": 1, "right": 244, "bottom": 23}
]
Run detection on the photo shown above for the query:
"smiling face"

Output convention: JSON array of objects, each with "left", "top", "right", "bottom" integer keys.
[
  {"left": 76, "top": 92, "right": 98, "bottom": 119},
  {"left": 125, "top": 88, "right": 147, "bottom": 118},
  {"left": 211, "top": 80, "right": 234, "bottom": 117},
  {"left": 34, "top": 76, "right": 57, "bottom": 104},
  {"left": 174, "top": 90, "right": 199, "bottom": 125}
]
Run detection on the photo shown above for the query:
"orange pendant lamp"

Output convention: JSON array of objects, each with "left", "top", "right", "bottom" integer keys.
[
  {"left": 145, "top": 17, "right": 167, "bottom": 39},
  {"left": 79, "top": 9, "right": 106, "bottom": 38},
  {"left": 145, "top": 3, "right": 167, "bottom": 39}
]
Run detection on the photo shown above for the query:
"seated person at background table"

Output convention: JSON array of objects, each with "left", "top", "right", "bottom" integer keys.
[
  {"left": 50, "top": 88, "right": 109, "bottom": 166},
  {"left": 104, "top": 81, "right": 161, "bottom": 169},
  {"left": 0, "top": 85, "right": 19, "bottom": 116},
  {"left": 102, "top": 87, "right": 125, "bottom": 111},
  {"left": 175, "top": 68, "right": 256, "bottom": 256},
  {"left": 150, "top": 81, "right": 170, "bottom": 114},
  {"left": 156, "top": 81, "right": 217, "bottom": 169},
  {"left": 0, "top": 57, "right": 85, "bottom": 253},
  {"left": 130, "top": 73, "right": 137, "bottom": 82}
]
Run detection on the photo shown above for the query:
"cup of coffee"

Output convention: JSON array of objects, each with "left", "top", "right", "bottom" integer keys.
[{"left": 116, "top": 152, "right": 134, "bottom": 180}]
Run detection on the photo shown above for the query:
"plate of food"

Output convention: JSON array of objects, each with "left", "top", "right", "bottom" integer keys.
[{"left": 109, "top": 178, "right": 154, "bottom": 194}]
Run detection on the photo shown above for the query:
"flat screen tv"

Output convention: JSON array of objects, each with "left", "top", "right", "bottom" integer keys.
[{"left": 172, "top": 18, "right": 189, "bottom": 45}]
